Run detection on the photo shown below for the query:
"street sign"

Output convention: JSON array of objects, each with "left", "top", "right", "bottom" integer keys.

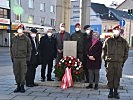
[{"left": 120, "top": 19, "right": 125, "bottom": 27}]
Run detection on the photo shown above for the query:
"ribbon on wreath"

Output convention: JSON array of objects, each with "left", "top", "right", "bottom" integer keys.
[{"left": 60, "top": 67, "right": 73, "bottom": 89}]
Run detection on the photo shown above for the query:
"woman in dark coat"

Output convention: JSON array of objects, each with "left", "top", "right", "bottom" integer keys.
[{"left": 86, "top": 31, "right": 103, "bottom": 90}]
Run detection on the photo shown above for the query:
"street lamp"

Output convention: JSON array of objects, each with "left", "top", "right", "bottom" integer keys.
[
  {"left": 128, "top": 9, "right": 133, "bottom": 46},
  {"left": 9, "top": 0, "right": 12, "bottom": 47}
]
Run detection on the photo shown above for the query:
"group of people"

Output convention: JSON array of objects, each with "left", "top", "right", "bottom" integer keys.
[{"left": 10, "top": 22, "right": 129, "bottom": 99}]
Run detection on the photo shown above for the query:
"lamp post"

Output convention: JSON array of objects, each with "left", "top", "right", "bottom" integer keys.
[
  {"left": 9, "top": 0, "right": 12, "bottom": 47},
  {"left": 129, "top": 15, "right": 132, "bottom": 46}
]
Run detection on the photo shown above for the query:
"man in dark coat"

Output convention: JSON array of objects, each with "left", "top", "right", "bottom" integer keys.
[
  {"left": 71, "top": 23, "right": 84, "bottom": 62},
  {"left": 103, "top": 26, "right": 129, "bottom": 99},
  {"left": 83, "top": 25, "right": 93, "bottom": 83},
  {"left": 55, "top": 23, "right": 70, "bottom": 64},
  {"left": 39, "top": 28, "right": 57, "bottom": 81},
  {"left": 26, "top": 28, "right": 39, "bottom": 87}
]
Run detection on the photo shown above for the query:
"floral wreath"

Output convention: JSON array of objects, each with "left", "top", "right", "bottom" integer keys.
[{"left": 54, "top": 56, "right": 83, "bottom": 81}]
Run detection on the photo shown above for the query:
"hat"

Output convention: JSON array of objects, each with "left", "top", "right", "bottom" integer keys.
[
  {"left": 113, "top": 25, "right": 120, "bottom": 30},
  {"left": 16, "top": 24, "right": 24, "bottom": 30},
  {"left": 30, "top": 28, "right": 38, "bottom": 33},
  {"left": 84, "top": 25, "right": 90, "bottom": 30},
  {"left": 75, "top": 23, "right": 80, "bottom": 27}
]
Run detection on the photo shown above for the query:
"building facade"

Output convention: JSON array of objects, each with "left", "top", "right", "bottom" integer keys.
[
  {"left": 0, "top": 0, "right": 10, "bottom": 46},
  {"left": 11, "top": 0, "right": 56, "bottom": 31}
]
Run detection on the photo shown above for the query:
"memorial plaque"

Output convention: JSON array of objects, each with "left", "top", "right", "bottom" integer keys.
[{"left": 63, "top": 41, "right": 77, "bottom": 57}]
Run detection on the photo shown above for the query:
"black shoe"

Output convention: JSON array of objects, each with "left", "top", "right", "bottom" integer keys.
[
  {"left": 33, "top": 83, "right": 38, "bottom": 86},
  {"left": 108, "top": 88, "right": 113, "bottom": 98},
  {"left": 114, "top": 93, "right": 120, "bottom": 99},
  {"left": 47, "top": 79, "right": 54, "bottom": 81},
  {"left": 14, "top": 84, "right": 21, "bottom": 93},
  {"left": 26, "top": 84, "right": 34, "bottom": 87},
  {"left": 94, "top": 84, "right": 98, "bottom": 90},
  {"left": 20, "top": 85, "right": 25, "bottom": 93},
  {"left": 41, "top": 78, "right": 45, "bottom": 82},
  {"left": 86, "top": 84, "right": 93, "bottom": 89},
  {"left": 85, "top": 80, "right": 89, "bottom": 83}
]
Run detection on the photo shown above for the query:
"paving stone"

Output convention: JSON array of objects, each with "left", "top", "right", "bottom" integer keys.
[
  {"left": 44, "top": 87, "right": 63, "bottom": 93},
  {"left": 49, "top": 93, "right": 69, "bottom": 98},
  {"left": 0, "top": 94, "right": 15, "bottom": 100},
  {"left": 0, "top": 90, "right": 12, "bottom": 95},
  {"left": 34, "top": 96, "right": 56, "bottom": 100},
  {"left": 77, "top": 97, "right": 90, "bottom": 100},
  {"left": 62, "top": 88, "right": 81, "bottom": 94},
  {"left": 12, "top": 95, "right": 35, "bottom": 100},
  {"left": 80, "top": 89, "right": 100, "bottom": 95},
  {"left": 68, "top": 93, "right": 88, "bottom": 98},
  {"left": 29, "top": 91, "right": 49, "bottom": 97},
  {"left": 56, "top": 97, "right": 76, "bottom": 100},
  {"left": 120, "top": 92, "right": 133, "bottom": 97}
]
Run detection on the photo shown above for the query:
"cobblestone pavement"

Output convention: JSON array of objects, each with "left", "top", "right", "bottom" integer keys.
[{"left": 0, "top": 47, "right": 133, "bottom": 100}]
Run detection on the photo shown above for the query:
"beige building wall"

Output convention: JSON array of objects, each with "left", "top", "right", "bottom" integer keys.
[
  {"left": 56, "top": 0, "right": 70, "bottom": 32},
  {"left": 117, "top": 0, "right": 133, "bottom": 10}
]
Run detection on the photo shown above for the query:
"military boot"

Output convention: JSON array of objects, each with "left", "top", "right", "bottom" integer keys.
[
  {"left": 14, "top": 84, "right": 21, "bottom": 93},
  {"left": 108, "top": 88, "right": 113, "bottom": 98},
  {"left": 20, "top": 85, "right": 25, "bottom": 93},
  {"left": 114, "top": 88, "right": 120, "bottom": 99}
]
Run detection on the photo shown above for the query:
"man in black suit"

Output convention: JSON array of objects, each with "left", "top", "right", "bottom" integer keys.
[
  {"left": 26, "top": 28, "right": 39, "bottom": 87},
  {"left": 39, "top": 28, "right": 57, "bottom": 82}
]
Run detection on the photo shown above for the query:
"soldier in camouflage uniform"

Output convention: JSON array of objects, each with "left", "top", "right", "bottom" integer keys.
[
  {"left": 10, "top": 24, "right": 32, "bottom": 93},
  {"left": 103, "top": 26, "right": 129, "bottom": 99}
]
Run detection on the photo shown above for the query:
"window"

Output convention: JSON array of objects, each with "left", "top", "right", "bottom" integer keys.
[
  {"left": 50, "top": 5, "right": 55, "bottom": 13},
  {"left": 3, "top": 9, "right": 7, "bottom": 18},
  {"left": 0, "top": 8, "right": 8, "bottom": 18},
  {"left": 73, "top": 10, "right": 80, "bottom": 13},
  {"left": 29, "top": 0, "right": 34, "bottom": 8},
  {"left": 40, "top": 17, "right": 45, "bottom": 25},
  {"left": 28, "top": 15, "right": 34, "bottom": 23},
  {"left": 15, "top": 14, "right": 19, "bottom": 20},
  {"left": 40, "top": 3, "right": 45, "bottom": 11},
  {"left": 51, "top": 19, "right": 55, "bottom": 27}
]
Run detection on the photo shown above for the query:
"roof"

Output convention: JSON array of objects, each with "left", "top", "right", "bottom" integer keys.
[
  {"left": 109, "top": 8, "right": 133, "bottom": 20},
  {"left": 116, "top": 0, "right": 127, "bottom": 9},
  {"left": 91, "top": 3, "right": 119, "bottom": 21}
]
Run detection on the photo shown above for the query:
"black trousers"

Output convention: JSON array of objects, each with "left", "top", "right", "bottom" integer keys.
[
  {"left": 41, "top": 59, "right": 53, "bottom": 80},
  {"left": 25, "top": 63, "right": 37, "bottom": 85}
]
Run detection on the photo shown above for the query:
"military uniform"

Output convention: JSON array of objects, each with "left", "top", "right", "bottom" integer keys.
[
  {"left": 103, "top": 36, "right": 129, "bottom": 98},
  {"left": 10, "top": 34, "right": 32, "bottom": 92}
]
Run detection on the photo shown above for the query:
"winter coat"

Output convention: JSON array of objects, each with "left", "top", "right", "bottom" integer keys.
[
  {"left": 86, "top": 40, "right": 103, "bottom": 69},
  {"left": 10, "top": 34, "right": 32, "bottom": 61},
  {"left": 55, "top": 31, "right": 70, "bottom": 50},
  {"left": 71, "top": 30, "right": 84, "bottom": 61},
  {"left": 27, "top": 34, "right": 40, "bottom": 66},
  {"left": 102, "top": 36, "right": 129, "bottom": 63},
  {"left": 39, "top": 35, "right": 57, "bottom": 63}
]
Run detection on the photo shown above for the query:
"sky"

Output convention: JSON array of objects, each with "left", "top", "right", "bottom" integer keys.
[{"left": 91, "top": 0, "right": 125, "bottom": 7}]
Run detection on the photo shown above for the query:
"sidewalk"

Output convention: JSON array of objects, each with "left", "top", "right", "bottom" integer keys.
[{"left": 0, "top": 47, "right": 133, "bottom": 100}]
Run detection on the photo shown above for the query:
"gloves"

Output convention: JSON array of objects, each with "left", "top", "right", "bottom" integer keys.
[
  {"left": 26, "top": 61, "right": 30, "bottom": 65},
  {"left": 122, "top": 63, "right": 124, "bottom": 68},
  {"left": 105, "top": 61, "right": 107, "bottom": 68}
]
